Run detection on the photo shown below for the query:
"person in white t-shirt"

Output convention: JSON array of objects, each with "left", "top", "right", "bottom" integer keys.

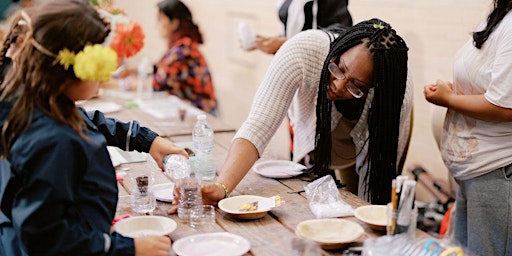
[{"left": 424, "top": 1, "right": 512, "bottom": 254}]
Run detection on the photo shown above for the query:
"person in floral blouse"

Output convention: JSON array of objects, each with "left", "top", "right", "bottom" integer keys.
[{"left": 154, "top": 0, "right": 217, "bottom": 116}]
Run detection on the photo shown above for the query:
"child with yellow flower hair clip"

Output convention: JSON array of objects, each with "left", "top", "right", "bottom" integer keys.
[{"left": 0, "top": 0, "right": 186, "bottom": 255}]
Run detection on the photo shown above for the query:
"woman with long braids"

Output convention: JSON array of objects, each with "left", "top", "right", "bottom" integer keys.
[
  {"left": 424, "top": 0, "right": 512, "bottom": 254},
  {"left": 176, "top": 18, "right": 412, "bottom": 210}
]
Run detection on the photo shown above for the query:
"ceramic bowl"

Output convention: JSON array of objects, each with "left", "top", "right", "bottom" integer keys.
[
  {"left": 113, "top": 216, "right": 177, "bottom": 238},
  {"left": 295, "top": 218, "right": 364, "bottom": 249},
  {"left": 218, "top": 195, "right": 270, "bottom": 220},
  {"left": 354, "top": 205, "right": 388, "bottom": 231}
]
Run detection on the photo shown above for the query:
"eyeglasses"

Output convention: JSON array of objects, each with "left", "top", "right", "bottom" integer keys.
[{"left": 328, "top": 58, "right": 369, "bottom": 99}]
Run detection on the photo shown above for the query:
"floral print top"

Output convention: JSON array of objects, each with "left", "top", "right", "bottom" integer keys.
[{"left": 153, "top": 37, "right": 217, "bottom": 115}]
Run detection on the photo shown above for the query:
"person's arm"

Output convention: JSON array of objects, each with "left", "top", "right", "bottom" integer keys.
[
  {"left": 83, "top": 110, "right": 188, "bottom": 169},
  {"left": 10, "top": 137, "right": 129, "bottom": 255},
  {"left": 255, "top": 35, "right": 287, "bottom": 54},
  {"left": 425, "top": 28, "right": 512, "bottom": 122},
  {"left": 198, "top": 31, "right": 325, "bottom": 205},
  {"left": 425, "top": 81, "right": 512, "bottom": 123}
]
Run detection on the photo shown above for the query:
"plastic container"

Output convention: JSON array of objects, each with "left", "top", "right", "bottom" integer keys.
[
  {"left": 177, "top": 173, "right": 203, "bottom": 220},
  {"left": 163, "top": 154, "right": 191, "bottom": 180},
  {"left": 192, "top": 114, "right": 215, "bottom": 180},
  {"left": 238, "top": 21, "right": 257, "bottom": 50}
]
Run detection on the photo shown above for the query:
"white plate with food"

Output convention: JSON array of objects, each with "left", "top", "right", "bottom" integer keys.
[
  {"left": 151, "top": 183, "right": 175, "bottom": 202},
  {"left": 218, "top": 195, "right": 271, "bottom": 220},
  {"left": 251, "top": 160, "right": 306, "bottom": 178},
  {"left": 173, "top": 232, "right": 250, "bottom": 256}
]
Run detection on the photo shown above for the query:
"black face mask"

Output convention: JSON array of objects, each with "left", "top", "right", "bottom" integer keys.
[{"left": 333, "top": 98, "right": 364, "bottom": 120}]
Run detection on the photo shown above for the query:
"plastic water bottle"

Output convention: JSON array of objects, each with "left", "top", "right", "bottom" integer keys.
[
  {"left": 177, "top": 172, "right": 203, "bottom": 220},
  {"left": 163, "top": 154, "right": 191, "bottom": 180},
  {"left": 192, "top": 114, "right": 215, "bottom": 180},
  {"left": 137, "top": 56, "right": 153, "bottom": 100}
]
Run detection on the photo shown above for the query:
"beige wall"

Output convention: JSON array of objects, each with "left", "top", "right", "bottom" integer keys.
[{"left": 115, "top": 0, "right": 490, "bottom": 201}]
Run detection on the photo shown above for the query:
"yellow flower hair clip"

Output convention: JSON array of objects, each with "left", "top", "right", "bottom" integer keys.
[
  {"left": 73, "top": 45, "right": 118, "bottom": 82},
  {"left": 54, "top": 48, "right": 76, "bottom": 70}
]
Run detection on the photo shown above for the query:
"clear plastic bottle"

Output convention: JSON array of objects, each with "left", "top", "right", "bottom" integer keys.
[
  {"left": 177, "top": 172, "right": 203, "bottom": 220},
  {"left": 192, "top": 114, "right": 215, "bottom": 180},
  {"left": 163, "top": 154, "right": 191, "bottom": 180},
  {"left": 137, "top": 56, "right": 154, "bottom": 100}
]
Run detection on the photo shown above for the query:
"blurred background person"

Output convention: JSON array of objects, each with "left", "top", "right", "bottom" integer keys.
[
  {"left": 153, "top": 0, "right": 218, "bottom": 116},
  {"left": 250, "top": 0, "right": 352, "bottom": 55}
]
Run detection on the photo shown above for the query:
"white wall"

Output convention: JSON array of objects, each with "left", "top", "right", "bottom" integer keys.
[{"left": 115, "top": 0, "right": 491, "bottom": 201}]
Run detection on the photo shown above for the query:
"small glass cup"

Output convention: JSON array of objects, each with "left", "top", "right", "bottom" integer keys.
[
  {"left": 189, "top": 205, "right": 216, "bottom": 232},
  {"left": 130, "top": 174, "right": 156, "bottom": 214}
]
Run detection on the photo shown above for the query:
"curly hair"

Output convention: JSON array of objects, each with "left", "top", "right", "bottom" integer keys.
[{"left": 311, "top": 18, "right": 409, "bottom": 204}]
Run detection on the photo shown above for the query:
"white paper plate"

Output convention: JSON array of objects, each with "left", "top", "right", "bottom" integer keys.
[
  {"left": 151, "top": 183, "right": 175, "bottom": 202},
  {"left": 251, "top": 160, "right": 306, "bottom": 178},
  {"left": 173, "top": 232, "right": 250, "bottom": 256},
  {"left": 295, "top": 219, "right": 364, "bottom": 249},
  {"left": 82, "top": 101, "right": 122, "bottom": 114},
  {"left": 218, "top": 195, "right": 270, "bottom": 220}
]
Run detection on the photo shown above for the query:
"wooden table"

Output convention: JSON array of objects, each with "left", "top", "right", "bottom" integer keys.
[
  {"left": 114, "top": 132, "right": 429, "bottom": 256},
  {"left": 79, "top": 89, "right": 236, "bottom": 137},
  {"left": 91, "top": 89, "right": 429, "bottom": 255}
]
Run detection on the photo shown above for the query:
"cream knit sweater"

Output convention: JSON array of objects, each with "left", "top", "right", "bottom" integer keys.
[{"left": 235, "top": 30, "right": 413, "bottom": 200}]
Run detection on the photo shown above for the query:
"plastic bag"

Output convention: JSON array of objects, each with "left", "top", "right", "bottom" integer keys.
[{"left": 305, "top": 175, "right": 354, "bottom": 218}]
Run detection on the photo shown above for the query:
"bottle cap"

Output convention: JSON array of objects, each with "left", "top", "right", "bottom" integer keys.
[{"left": 197, "top": 114, "right": 206, "bottom": 120}]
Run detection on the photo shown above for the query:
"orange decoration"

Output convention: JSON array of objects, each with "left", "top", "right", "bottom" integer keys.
[{"left": 110, "top": 21, "right": 145, "bottom": 58}]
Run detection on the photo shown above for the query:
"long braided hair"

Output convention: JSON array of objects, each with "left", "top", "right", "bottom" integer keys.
[
  {"left": 473, "top": 0, "right": 512, "bottom": 49},
  {"left": 311, "top": 18, "right": 409, "bottom": 204}
]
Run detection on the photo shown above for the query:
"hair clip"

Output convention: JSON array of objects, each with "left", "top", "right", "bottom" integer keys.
[{"left": 373, "top": 23, "right": 385, "bottom": 29}]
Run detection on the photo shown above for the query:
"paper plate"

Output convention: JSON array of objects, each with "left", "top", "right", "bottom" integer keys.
[
  {"left": 151, "top": 183, "right": 175, "bottom": 202},
  {"left": 113, "top": 216, "right": 177, "bottom": 238},
  {"left": 295, "top": 218, "right": 364, "bottom": 249},
  {"left": 251, "top": 160, "right": 306, "bottom": 178},
  {"left": 173, "top": 232, "right": 250, "bottom": 256},
  {"left": 218, "top": 195, "right": 270, "bottom": 220},
  {"left": 354, "top": 205, "right": 388, "bottom": 231}
]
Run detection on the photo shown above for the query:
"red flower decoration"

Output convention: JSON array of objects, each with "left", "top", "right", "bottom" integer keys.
[{"left": 110, "top": 21, "right": 145, "bottom": 58}]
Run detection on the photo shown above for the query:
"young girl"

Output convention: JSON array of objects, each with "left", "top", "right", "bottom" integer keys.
[{"left": 0, "top": 0, "right": 185, "bottom": 255}]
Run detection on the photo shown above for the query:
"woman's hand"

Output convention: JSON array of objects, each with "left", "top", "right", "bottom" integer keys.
[
  {"left": 166, "top": 183, "right": 225, "bottom": 215},
  {"left": 201, "top": 183, "right": 226, "bottom": 205},
  {"left": 134, "top": 236, "right": 171, "bottom": 256},
  {"left": 255, "top": 35, "right": 287, "bottom": 54},
  {"left": 149, "top": 137, "right": 188, "bottom": 170},
  {"left": 424, "top": 80, "right": 454, "bottom": 108}
]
